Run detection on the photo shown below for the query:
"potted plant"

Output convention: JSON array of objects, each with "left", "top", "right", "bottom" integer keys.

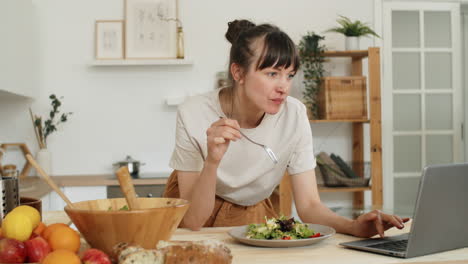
[
  {"left": 298, "top": 32, "right": 326, "bottom": 119},
  {"left": 326, "top": 15, "right": 380, "bottom": 50},
  {"left": 29, "top": 94, "right": 72, "bottom": 174}
]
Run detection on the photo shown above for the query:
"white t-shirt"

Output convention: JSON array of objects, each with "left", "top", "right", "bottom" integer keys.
[{"left": 169, "top": 88, "right": 316, "bottom": 206}]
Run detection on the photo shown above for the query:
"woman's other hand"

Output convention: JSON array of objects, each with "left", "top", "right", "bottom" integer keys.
[
  {"left": 206, "top": 118, "right": 241, "bottom": 164},
  {"left": 351, "top": 210, "right": 410, "bottom": 238}
]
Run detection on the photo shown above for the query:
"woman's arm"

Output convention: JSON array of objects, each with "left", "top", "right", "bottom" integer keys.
[
  {"left": 177, "top": 118, "right": 241, "bottom": 231},
  {"left": 291, "top": 170, "right": 354, "bottom": 234},
  {"left": 291, "top": 170, "right": 408, "bottom": 237},
  {"left": 177, "top": 162, "right": 218, "bottom": 231}
]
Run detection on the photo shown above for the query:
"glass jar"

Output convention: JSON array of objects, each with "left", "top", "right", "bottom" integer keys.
[{"left": 2, "top": 164, "right": 18, "bottom": 178}]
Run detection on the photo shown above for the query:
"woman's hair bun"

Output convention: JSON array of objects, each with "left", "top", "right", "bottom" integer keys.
[{"left": 225, "top": 19, "right": 256, "bottom": 44}]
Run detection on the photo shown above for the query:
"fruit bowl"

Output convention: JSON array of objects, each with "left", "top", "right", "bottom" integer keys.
[{"left": 64, "top": 197, "right": 189, "bottom": 259}]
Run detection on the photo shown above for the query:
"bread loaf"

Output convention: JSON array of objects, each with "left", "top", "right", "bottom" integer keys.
[
  {"left": 113, "top": 242, "right": 145, "bottom": 263},
  {"left": 120, "top": 249, "right": 164, "bottom": 264},
  {"left": 158, "top": 240, "right": 232, "bottom": 264},
  {"left": 114, "top": 240, "right": 232, "bottom": 264}
]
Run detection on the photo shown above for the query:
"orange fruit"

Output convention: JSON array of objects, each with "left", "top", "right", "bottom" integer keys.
[
  {"left": 42, "top": 249, "right": 81, "bottom": 264},
  {"left": 47, "top": 226, "right": 81, "bottom": 253},
  {"left": 33, "top": 222, "right": 46, "bottom": 236},
  {"left": 42, "top": 223, "right": 68, "bottom": 240}
]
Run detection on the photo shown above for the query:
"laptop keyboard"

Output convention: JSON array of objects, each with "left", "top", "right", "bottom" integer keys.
[{"left": 368, "top": 239, "right": 408, "bottom": 252}]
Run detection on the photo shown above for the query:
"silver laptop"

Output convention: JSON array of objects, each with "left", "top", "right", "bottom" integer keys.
[{"left": 340, "top": 163, "right": 468, "bottom": 258}]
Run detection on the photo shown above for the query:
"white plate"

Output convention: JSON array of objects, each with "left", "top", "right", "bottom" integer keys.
[{"left": 228, "top": 223, "right": 335, "bottom": 248}]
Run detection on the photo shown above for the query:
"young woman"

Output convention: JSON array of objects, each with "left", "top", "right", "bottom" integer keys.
[{"left": 164, "top": 19, "right": 409, "bottom": 237}]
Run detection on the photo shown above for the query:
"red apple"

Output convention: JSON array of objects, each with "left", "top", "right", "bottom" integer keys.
[
  {"left": 24, "top": 236, "right": 51, "bottom": 263},
  {"left": 81, "top": 248, "right": 112, "bottom": 264},
  {"left": 0, "top": 238, "right": 27, "bottom": 263}
]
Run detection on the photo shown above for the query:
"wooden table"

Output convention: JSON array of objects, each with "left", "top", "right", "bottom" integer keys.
[{"left": 43, "top": 211, "right": 468, "bottom": 264}]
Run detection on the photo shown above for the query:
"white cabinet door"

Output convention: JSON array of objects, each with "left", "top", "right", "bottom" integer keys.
[
  {"left": 45, "top": 186, "right": 107, "bottom": 211},
  {"left": 0, "top": 0, "right": 34, "bottom": 98}
]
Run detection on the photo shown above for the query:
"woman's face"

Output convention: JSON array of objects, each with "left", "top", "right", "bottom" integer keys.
[{"left": 240, "top": 63, "right": 296, "bottom": 115}]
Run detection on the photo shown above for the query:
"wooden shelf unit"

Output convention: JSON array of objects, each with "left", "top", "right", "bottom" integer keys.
[
  {"left": 275, "top": 47, "right": 383, "bottom": 217},
  {"left": 318, "top": 186, "right": 372, "bottom": 193},
  {"left": 310, "top": 119, "right": 370, "bottom": 123}
]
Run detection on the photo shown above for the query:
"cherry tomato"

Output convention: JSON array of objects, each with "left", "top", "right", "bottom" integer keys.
[{"left": 309, "top": 233, "right": 321, "bottom": 238}]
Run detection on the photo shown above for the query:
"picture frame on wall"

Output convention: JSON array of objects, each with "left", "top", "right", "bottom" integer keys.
[
  {"left": 125, "top": 0, "right": 177, "bottom": 59},
  {"left": 95, "top": 20, "right": 124, "bottom": 59}
]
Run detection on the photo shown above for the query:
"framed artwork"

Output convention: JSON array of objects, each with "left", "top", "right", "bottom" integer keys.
[
  {"left": 95, "top": 20, "right": 124, "bottom": 59},
  {"left": 125, "top": 0, "right": 177, "bottom": 59}
]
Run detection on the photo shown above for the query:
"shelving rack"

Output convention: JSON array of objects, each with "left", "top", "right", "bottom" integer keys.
[{"left": 273, "top": 47, "right": 383, "bottom": 216}]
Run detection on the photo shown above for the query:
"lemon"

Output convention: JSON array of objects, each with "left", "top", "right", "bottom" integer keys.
[
  {"left": 12, "top": 205, "right": 41, "bottom": 228},
  {"left": 2, "top": 211, "right": 33, "bottom": 241}
]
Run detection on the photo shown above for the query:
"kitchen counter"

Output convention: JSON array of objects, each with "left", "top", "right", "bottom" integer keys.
[
  {"left": 19, "top": 175, "right": 169, "bottom": 199},
  {"left": 42, "top": 211, "right": 468, "bottom": 264}
]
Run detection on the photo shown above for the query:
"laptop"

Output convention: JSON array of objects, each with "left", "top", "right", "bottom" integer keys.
[{"left": 340, "top": 163, "right": 468, "bottom": 258}]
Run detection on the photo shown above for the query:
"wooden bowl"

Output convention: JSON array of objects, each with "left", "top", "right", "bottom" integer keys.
[
  {"left": 64, "top": 197, "right": 189, "bottom": 258},
  {"left": 20, "top": 196, "right": 42, "bottom": 217}
]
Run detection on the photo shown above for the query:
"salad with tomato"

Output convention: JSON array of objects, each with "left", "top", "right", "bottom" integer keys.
[{"left": 246, "top": 216, "right": 322, "bottom": 240}]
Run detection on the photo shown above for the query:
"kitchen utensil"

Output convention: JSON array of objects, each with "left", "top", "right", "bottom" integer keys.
[
  {"left": 113, "top": 155, "right": 145, "bottom": 178},
  {"left": 219, "top": 116, "right": 278, "bottom": 164},
  {"left": 0, "top": 177, "right": 19, "bottom": 221},
  {"left": 25, "top": 154, "right": 75, "bottom": 209},
  {"left": 115, "top": 166, "right": 140, "bottom": 210},
  {"left": 238, "top": 130, "right": 278, "bottom": 164},
  {"left": 65, "top": 197, "right": 189, "bottom": 259}
]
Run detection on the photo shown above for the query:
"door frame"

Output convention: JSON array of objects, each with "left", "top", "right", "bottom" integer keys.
[
  {"left": 375, "top": 0, "right": 463, "bottom": 211},
  {"left": 462, "top": 6, "right": 468, "bottom": 163}
]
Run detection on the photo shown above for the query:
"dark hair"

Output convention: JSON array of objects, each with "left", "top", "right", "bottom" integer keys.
[{"left": 225, "top": 19, "right": 300, "bottom": 82}]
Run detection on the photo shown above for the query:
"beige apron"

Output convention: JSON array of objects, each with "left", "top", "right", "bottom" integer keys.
[{"left": 162, "top": 170, "right": 278, "bottom": 227}]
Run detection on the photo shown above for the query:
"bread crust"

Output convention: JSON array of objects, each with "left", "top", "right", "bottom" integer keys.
[
  {"left": 114, "top": 240, "right": 232, "bottom": 264},
  {"left": 120, "top": 250, "right": 164, "bottom": 264}
]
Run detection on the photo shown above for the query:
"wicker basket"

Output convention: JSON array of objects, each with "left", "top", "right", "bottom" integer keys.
[{"left": 318, "top": 76, "right": 367, "bottom": 120}]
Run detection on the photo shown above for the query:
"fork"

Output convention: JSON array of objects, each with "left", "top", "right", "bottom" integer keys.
[
  {"left": 238, "top": 130, "right": 278, "bottom": 164},
  {"left": 219, "top": 116, "right": 278, "bottom": 164}
]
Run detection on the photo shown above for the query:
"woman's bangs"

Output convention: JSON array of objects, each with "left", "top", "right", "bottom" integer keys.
[{"left": 256, "top": 32, "right": 299, "bottom": 72}]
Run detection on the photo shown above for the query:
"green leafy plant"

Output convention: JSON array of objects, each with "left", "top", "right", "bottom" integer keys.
[
  {"left": 30, "top": 94, "right": 72, "bottom": 149},
  {"left": 326, "top": 15, "right": 380, "bottom": 37},
  {"left": 298, "top": 32, "right": 326, "bottom": 119}
]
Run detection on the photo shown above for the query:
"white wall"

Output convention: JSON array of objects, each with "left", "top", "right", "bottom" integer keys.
[{"left": 1, "top": 0, "right": 376, "bottom": 208}]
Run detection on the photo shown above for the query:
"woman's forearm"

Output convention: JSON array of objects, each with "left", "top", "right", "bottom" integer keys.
[
  {"left": 298, "top": 201, "right": 355, "bottom": 235},
  {"left": 181, "top": 161, "right": 219, "bottom": 230}
]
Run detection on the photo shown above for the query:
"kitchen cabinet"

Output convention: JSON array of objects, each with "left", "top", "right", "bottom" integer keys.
[
  {"left": 45, "top": 186, "right": 107, "bottom": 211},
  {"left": 275, "top": 48, "right": 383, "bottom": 216},
  {"left": 0, "top": 0, "right": 34, "bottom": 98},
  {"left": 107, "top": 184, "right": 165, "bottom": 198}
]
